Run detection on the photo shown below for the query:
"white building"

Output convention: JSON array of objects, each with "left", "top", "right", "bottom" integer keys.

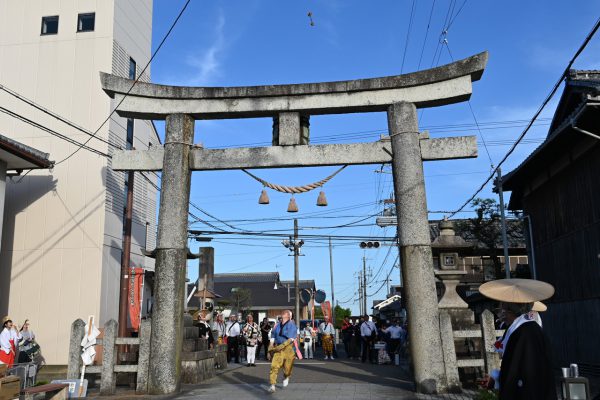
[{"left": 0, "top": 0, "right": 159, "bottom": 364}]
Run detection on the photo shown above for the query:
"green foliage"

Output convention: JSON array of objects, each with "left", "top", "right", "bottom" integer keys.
[
  {"left": 456, "top": 198, "right": 522, "bottom": 279},
  {"left": 334, "top": 305, "right": 352, "bottom": 328},
  {"left": 474, "top": 389, "right": 499, "bottom": 400}
]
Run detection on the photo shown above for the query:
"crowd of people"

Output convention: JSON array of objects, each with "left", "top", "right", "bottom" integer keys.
[
  {"left": 193, "top": 308, "right": 408, "bottom": 368},
  {"left": 0, "top": 316, "right": 42, "bottom": 368}
]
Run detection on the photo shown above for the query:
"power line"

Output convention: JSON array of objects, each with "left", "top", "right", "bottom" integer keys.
[
  {"left": 443, "top": 43, "right": 494, "bottom": 168},
  {"left": 448, "top": 16, "right": 600, "bottom": 218},
  {"left": 0, "top": 106, "right": 109, "bottom": 158},
  {"left": 55, "top": 0, "right": 192, "bottom": 165},
  {"left": 400, "top": 0, "right": 417, "bottom": 74},
  {"left": 368, "top": 255, "right": 399, "bottom": 297},
  {"left": 0, "top": 84, "right": 114, "bottom": 148},
  {"left": 417, "top": 0, "right": 436, "bottom": 71}
]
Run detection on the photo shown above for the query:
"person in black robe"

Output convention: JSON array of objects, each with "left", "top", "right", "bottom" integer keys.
[{"left": 498, "top": 316, "right": 556, "bottom": 399}]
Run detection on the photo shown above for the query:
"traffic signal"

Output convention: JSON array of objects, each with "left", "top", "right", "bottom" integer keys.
[{"left": 359, "top": 241, "right": 380, "bottom": 249}]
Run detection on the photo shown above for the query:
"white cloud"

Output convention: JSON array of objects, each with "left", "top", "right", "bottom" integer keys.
[
  {"left": 185, "top": 12, "right": 226, "bottom": 86},
  {"left": 162, "top": 11, "right": 227, "bottom": 87}
]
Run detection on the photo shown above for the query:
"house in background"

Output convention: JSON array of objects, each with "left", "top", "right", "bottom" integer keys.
[
  {"left": 187, "top": 272, "right": 316, "bottom": 322},
  {"left": 0, "top": 0, "right": 159, "bottom": 364},
  {"left": 503, "top": 69, "right": 600, "bottom": 372}
]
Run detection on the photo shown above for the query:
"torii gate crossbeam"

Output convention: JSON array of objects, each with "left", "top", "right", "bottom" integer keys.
[{"left": 101, "top": 51, "right": 488, "bottom": 395}]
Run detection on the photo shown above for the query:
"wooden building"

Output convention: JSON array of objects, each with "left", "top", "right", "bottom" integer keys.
[{"left": 503, "top": 70, "right": 600, "bottom": 372}]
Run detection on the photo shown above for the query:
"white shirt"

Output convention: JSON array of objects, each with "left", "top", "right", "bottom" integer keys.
[
  {"left": 301, "top": 328, "right": 314, "bottom": 340},
  {"left": 225, "top": 321, "right": 240, "bottom": 337},
  {"left": 0, "top": 328, "right": 12, "bottom": 354},
  {"left": 212, "top": 321, "right": 225, "bottom": 337},
  {"left": 384, "top": 325, "right": 403, "bottom": 339},
  {"left": 319, "top": 322, "right": 335, "bottom": 335},
  {"left": 360, "top": 320, "right": 377, "bottom": 337}
]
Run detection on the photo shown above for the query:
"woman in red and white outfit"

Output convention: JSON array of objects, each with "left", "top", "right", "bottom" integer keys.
[{"left": 0, "top": 316, "right": 20, "bottom": 367}]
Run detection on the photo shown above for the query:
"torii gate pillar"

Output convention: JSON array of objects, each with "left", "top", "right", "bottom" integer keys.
[
  {"left": 389, "top": 102, "right": 446, "bottom": 392},
  {"left": 148, "top": 114, "right": 194, "bottom": 394}
]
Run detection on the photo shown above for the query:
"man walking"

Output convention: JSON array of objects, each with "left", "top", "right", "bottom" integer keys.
[
  {"left": 267, "top": 310, "right": 297, "bottom": 393},
  {"left": 225, "top": 314, "right": 241, "bottom": 363},
  {"left": 360, "top": 314, "right": 377, "bottom": 364},
  {"left": 383, "top": 319, "right": 403, "bottom": 360},
  {"left": 319, "top": 316, "right": 336, "bottom": 360}
]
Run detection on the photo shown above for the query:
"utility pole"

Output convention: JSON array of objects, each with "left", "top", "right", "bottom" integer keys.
[
  {"left": 282, "top": 220, "right": 303, "bottom": 322},
  {"left": 495, "top": 168, "right": 511, "bottom": 279},
  {"left": 357, "top": 272, "right": 363, "bottom": 315},
  {"left": 119, "top": 170, "right": 134, "bottom": 339},
  {"left": 362, "top": 256, "right": 368, "bottom": 315},
  {"left": 294, "top": 219, "right": 300, "bottom": 322},
  {"left": 329, "top": 237, "right": 335, "bottom": 324}
]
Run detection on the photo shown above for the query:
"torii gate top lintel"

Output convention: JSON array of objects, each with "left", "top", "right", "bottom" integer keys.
[{"left": 101, "top": 51, "right": 487, "bottom": 120}]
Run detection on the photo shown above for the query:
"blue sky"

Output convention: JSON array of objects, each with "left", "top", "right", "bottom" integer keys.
[{"left": 149, "top": 1, "right": 600, "bottom": 315}]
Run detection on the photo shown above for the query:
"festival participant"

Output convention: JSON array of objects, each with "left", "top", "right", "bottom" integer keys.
[
  {"left": 360, "top": 315, "right": 377, "bottom": 364},
  {"left": 0, "top": 317, "right": 20, "bottom": 367},
  {"left": 479, "top": 279, "right": 556, "bottom": 399},
  {"left": 212, "top": 313, "right": 226, "bottom": 344},
  {"left": 18, "top": 319, "right": 38, "bottom": 363},
  {"left": 350, "top": 318, "right": 361, "bottom": 359},
  {"left": 257, "top": 317, "right": 271, "bottom": 360},
  {"left": 194, "top": 310, "right": 214, "bottom": 349},
  {"left": 300, "top": 323, "right": 315, "bottom": 359},
  {"left": 267, "top": 310, "right": 297, "bottom": 393},
  {"left": 319, "top": 316, "right": 335, "bottom": 360},
  {"left": 341, "top": 317, "right": 352, "bottom": 358},
  {"left": 225, "top": 314, "right": 241, "bottom": 363},
  {"left": 242, "top": 314, "right": 260, "bottom": 366},
  {"left": 383, "top": 320, "right": 403, "bottom": 360}
]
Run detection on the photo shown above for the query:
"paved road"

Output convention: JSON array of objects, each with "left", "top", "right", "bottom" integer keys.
[
  {"left": 172, "top": 356, "right": 477, "bottom": 400},
  {"left": 90, "top": 349, "right": 478, "bottom": 399}
]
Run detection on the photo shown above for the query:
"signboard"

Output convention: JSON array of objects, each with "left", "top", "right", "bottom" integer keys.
[{"left": 315, "top": 290, "right": 326, "bottom": 304}]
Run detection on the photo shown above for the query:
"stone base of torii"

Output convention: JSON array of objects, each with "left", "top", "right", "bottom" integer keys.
[{"left": 101, "top": 51, "right": 488, "bottom": 395}]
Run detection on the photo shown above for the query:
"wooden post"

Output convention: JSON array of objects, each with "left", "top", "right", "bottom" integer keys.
[{"left": 100, "top": 320, "right": 118, "bottom": 395}]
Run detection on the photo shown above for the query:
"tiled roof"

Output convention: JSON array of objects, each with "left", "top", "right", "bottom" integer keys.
[
  {"left": 214, "top": 272, "right": 279, "bottom": 283},
  {"left": 0, "top": 134, "right": 53, "bottom": 169},
  {"left": 429, "top": 219, "right": 525, "bottom": 249}
]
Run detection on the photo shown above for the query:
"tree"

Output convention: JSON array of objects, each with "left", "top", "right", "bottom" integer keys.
[
  {"left": 229, "top": 287, "right": 252, "bottom": 314},
  {"left": 333, "top": 305, "right": 352, "bottom": 328},
  {"left": 456, "top": 198, "right": 523, "bottom": 279}
]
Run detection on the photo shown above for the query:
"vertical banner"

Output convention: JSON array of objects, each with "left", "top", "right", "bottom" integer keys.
[
  {"left": 322, "top": 301, "right": 332, "bottom": 320},
  {"left": 129, "top": 267, "right": 144, "bottom": 332}
]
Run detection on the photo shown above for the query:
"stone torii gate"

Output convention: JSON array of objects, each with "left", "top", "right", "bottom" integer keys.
[{"left": 102, "top": 51, "right": 488, "bottom": 395}]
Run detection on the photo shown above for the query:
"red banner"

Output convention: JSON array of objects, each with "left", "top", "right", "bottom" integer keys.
[
  {"left": 128, "top": 267, "right": 144, "bottom": 332},
  {"left": 322, "top": 301, "right": 332, "bottom": 320}
]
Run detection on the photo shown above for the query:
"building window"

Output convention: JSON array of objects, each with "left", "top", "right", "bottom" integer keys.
[
  {"left": 126, "top": 119, "right": 134, "bottom": 150},
  {"left": 77, "top": 13, "right": 95, "bottom": 32},
  {"left": 41, "top": 16, "right": 59, "bottom": 35},
  {"left": 129, "top": 58, "right": 136, "bottom": 80}
]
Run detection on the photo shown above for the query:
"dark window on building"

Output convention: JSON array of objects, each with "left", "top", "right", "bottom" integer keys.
[
  {"left": 41, "top": 16, "right": 59, "bottom": 35},
  {"left": 77, "top": 13, "right": 95, "bottom": 32},
  {"left": 126, "top": 118, "right": 134, "bottom": 150},
  {"left": 129, "top": 58, "right": 136, "bottom": 80}
]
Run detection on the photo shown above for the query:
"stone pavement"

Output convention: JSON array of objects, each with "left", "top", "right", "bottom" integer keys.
[{"left": 169, "top": 358, "right": 478, "bottom": 400}]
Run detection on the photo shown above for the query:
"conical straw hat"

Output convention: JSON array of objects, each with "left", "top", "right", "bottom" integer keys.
[
  {"left": 532, "top": 301, "right": 547, "bottom": 312},
  {"left": 479, "top": 279, "right": 554, "bottom": 303}
]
